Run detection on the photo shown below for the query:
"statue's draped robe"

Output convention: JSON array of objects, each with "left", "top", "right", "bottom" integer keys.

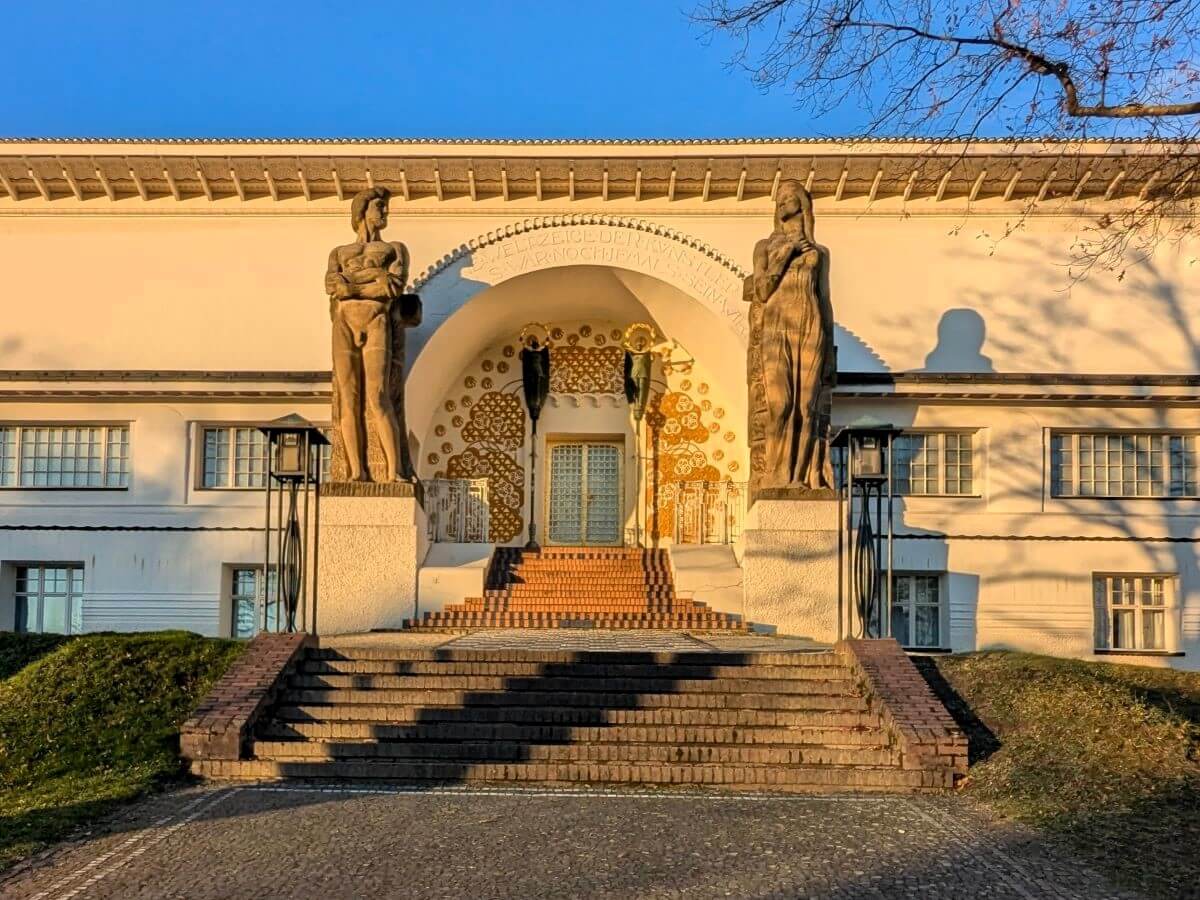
[{"left": 750, "top": 237, "right": 835, "bottom": 492}]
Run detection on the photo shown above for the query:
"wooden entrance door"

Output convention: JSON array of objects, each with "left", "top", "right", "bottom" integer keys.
[{"left": 546, "top": 441, "right": 623, "bottom": 545}]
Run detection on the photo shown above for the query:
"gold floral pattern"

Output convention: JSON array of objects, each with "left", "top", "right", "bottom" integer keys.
[
  {"left": 446, "top": 447, "right": 524, "bottom": 542},
  {"left": 645, "top": 389, "right": 734, "bottom": 539},
  {"left": 550, "top": 344, "right": 623, "bottom": 394},
  {"left": 461, "top": 391, "right": 525, "bottom": 450}
]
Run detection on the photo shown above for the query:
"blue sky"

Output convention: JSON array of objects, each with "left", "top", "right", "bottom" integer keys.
[{"left": 0, "top": 0, "right": 856, "bottom": 139}]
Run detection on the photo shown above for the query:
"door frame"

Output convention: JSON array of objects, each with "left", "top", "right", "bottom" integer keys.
[{"left": 543, "top": 435, "right": 626, "bottom": 547}]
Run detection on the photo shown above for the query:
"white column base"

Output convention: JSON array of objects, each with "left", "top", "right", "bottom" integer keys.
[
  {"left": 314, "top": 490, "right": 428, "bottom": 634},
  {"left": 742, "top": 498, "right": 840, "bottom": 642}
]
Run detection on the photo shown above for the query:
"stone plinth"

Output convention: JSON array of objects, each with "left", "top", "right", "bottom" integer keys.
[
  {"left": 742, "top": 498, "right": 840, "bottom": 642},
  {"left": 315, "top": 483, "right": 428, "bottom": 634}
]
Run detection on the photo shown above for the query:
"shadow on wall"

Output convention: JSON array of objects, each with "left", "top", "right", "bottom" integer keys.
[
  {"left": 920, "top": 308, "right": 995, "bottom": 373},
  {"left": 873, "top": 245, "right": 1200, "bottom": 661}
]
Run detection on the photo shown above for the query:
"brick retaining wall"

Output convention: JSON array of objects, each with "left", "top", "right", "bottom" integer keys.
[
  {"left": 835, "top": 639, "right": 968, "bottom": 788},
  {"left": 181, "top": 632, "right": 309, "bottom": 763}
]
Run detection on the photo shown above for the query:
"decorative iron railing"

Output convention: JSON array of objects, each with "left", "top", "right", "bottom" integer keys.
[
  {"left": 671, "top": 480, "right": 748, "bottom": 545},
  {"left": 424, "top": 478, "right": 490, "bottom": 543}
]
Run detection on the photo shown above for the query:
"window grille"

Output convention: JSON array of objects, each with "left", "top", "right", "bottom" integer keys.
[
  {"left": 1052, "top": 433, "right": 1199, "bottom": 498},
  {"left": 1094, "top": 574, "right": 1173, "bottom": 651},
  {"left": 14, "top": 564, "right": 84, "bottom": 634},
  {"left": 833, "top": 432, "right": 975, "bottom": 496},
  {"left": 890, "top": 573, "right": 942, "bottom": 648},
  {"left": 202, "top": 426, "right": 331, "bottom": 489},
  {"left": 0, "top": 425, "right": 129, "bottom": 488},
  {"left": 230, "top": 566, "right": 279, "bottom": 638}
]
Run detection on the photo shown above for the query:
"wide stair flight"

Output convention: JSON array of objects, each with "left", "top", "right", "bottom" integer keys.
[{"left": 195, "top": 642, "right": 937, "bottom": 792}]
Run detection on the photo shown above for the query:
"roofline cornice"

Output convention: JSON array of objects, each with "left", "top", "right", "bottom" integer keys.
[{"left": 0, "top": 136, "right": 1195, "bottom": 159}]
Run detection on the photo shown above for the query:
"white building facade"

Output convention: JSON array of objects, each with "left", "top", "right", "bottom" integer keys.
[{"left": 1, "top": 138, "right": 1197, "bottom": 668}]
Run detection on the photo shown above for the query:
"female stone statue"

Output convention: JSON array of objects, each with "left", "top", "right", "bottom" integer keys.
[{"left": 750, "top": 180, "right": 835, "bottom": 491}]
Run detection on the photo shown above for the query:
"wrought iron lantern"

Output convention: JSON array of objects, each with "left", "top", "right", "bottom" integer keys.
[
  {"left": 833, "top": 424, "right": 899, "bottom": 641},
  {"left": 259, "top": 414, "right": 328, "bottom": 635}
]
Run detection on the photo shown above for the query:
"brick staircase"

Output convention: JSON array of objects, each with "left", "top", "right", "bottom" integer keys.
[
  {"left": 405, "top": 546, "right": 745, "bottom": 632},
  {"left": 188, "top": 641, "right": 962, "bottom": 792}
]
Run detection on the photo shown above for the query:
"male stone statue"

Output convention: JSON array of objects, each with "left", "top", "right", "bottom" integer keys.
[
  {"left": 325, "top": 186, "right": 421, "bottom": 482},
  {"left": 746, "top": 180, "right": 836, "bottom": 494}
]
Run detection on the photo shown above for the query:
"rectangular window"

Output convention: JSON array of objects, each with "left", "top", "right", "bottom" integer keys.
[
  {"left": 15, "top": 564, "right": 84, "bottom": 634},
  {"left": 831, "top": 432, "right": 975, "bottom": 496},
  {"left": 1052, "top": 432, "right": 1198, "bottom": 498},
  {"left": 890, "top": 573, "right": 943, "bottom": 648},
  {"left": 201, "top": 426, "right": 266, "bottom": 488},
  {"left": 0, "top": 426, "right": 129, "bottom": 488},
  {"left": 230, "top": 566, "right": 279, "bottom": 639},
  {"left": 201, "top": 426, "right": 332, "bottom": 489},
  {"left": 893, "top": 432, "right": 975, "bottom": 496},
  {"left": 1094, "top": 574, "right": 1174, "bottom": 651}
]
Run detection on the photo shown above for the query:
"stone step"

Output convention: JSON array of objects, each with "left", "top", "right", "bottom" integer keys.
[
  {"left": 287, "top": 674, "right": 856, "bottom": 695},
  {"left": 257, "top": 720, "right": 890, "bottom": 747},
  {"left": 276, "top": 689, "right": 869, "bottom": 712},
  {"left": 305, "top": 647, "right": 840, "bottom": 666},
  {"left": 191, "top": 758, "right": 938, "bottom": 791},
  {"left": 297, "top": 659, "right": 850, "bottom": 680},
  {"left": 250, "top": 739, "right": 900, "bottom": 768},
  {"left": 273, "top": 704, "right": 879, "bottom": 729}
]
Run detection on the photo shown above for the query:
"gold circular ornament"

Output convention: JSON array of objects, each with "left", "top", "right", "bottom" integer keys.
[
  {"left": 481, "top": 377, "right": 493, "bottom": 389},
  {"left": 698, "top": 382, "right": 709, "bottom": 395},
  {"left": 427, "top": 453, "right": 440, "bottom": 465},
  {"left": 610, "top": 328, "right": 622, "bottom": 341},
  {"left": 622, "top": 322, "right": 658, "bottom": 353},
  {"left": 444, "top": 400, "right": 456, "bottom": 412},
  {"left": 461, "top": 395, "right": 473, "bottom": 408},
  {"left": 680, "top": 379, "right": 692, "bottom": 392},
  {"left": 713, "top": 407, "right": 725, "bottom": 419},
  {"left": 502, "top": 344, "right": 516, "bottom": 358},
  {"left": 518, "top": 322, "right": 551, "bottom": 351},
  {"left": 441, "top": 442, "right": 453, "bottom": 454},
  {"left": 728, "top": 460, "right": 740, "bottom": 472},
  {"left": 464, "top": 376, "right": 476, "bottom": 389},
  {"left": 451, "top": 415, "right": 464, "bottom": 428},
  {"left": 579, "top": 324, "right": 592, "bottom": 337},
  {"left": 497, "top": 361, "right": 509, "bottom": 374},
  {"left": 481, "top": 359, "right": 494, "bottom": 372},
  {"left": 723, "top": 431, "right": 736, "bottom": 443}
]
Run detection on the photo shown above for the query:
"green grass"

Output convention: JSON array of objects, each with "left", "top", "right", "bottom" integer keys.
[
  {"left": 930, "top": 651, "right": 1200, "bottom": 900},
  {"left": 0, "top": 631, "right": 243, "bottom": 869}
]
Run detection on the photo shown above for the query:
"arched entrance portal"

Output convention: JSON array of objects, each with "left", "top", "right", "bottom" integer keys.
[{"left": 406, "top": 219, "right": 752, "bottom": 548}]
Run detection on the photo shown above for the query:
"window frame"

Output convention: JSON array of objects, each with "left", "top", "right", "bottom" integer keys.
[
  {"left": 195, "top": 422, "right": 332, "bottom": 491},
  {"left": 0, "top": 422, "right": 130, "bottom": 490},
  {"left": 227, "top": 564, "right": 280, "bottom": 639},
  {"left": 889, "top": 430, "right": 980, "bottom": 497},
  {"left": 889, "top": 571, "right": 948, "bottom": 650},
  {"left": 1093, "top": 572, "right": 1179, "bottom": 654},
  {"left": 13, "top": 562, "right": 85, "bottom": 634},
  {"left": 1051, "top": 430, "right": 1199, "bottom": 500}
]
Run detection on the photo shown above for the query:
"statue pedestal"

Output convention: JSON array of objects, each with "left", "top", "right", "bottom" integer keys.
[
  {"left": 314, "top": 483, "right": 428, "bottom": 634},
  {"left": 742, "top": 493, "right": 840, "bottom": 642}
]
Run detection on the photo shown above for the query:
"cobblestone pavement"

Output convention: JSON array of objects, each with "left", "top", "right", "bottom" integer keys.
[{"left": 1, "top": 784, "right": 1143, "bottom": 900}]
